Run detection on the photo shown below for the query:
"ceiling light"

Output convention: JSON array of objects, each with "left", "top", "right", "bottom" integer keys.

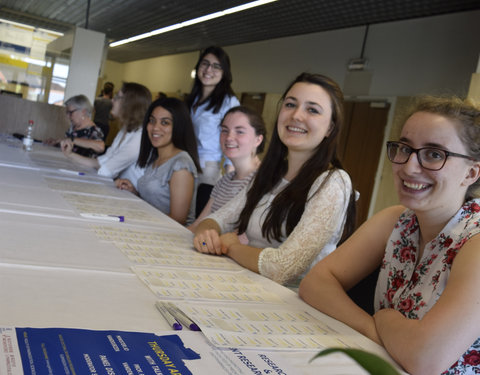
[{"left": 110, "top": 0, "right": 277, "bottom": 48}]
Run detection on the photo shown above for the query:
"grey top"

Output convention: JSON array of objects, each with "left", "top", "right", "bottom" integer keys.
[{"left": 137, "top": 151, "right": 198, "bottom": 225}]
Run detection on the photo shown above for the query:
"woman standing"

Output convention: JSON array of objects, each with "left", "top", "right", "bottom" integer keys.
[
  {"left": 116, "top": 97, "right": 201, "bottom": 225},
  {"left": 186, "top": 46, "right": 240, "bottom": 214},
  {"left": 193, "top": 73, "right": 356, "bottom": 287},
  {"left": 62, "top": 82, "right": 151, "bottom": 185},
  {"left": 299, "top": 96, "right": 480, "bottom": 374}
]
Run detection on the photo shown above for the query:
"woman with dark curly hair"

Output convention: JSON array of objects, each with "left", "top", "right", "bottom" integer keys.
[{"left": 116, "top": 97, "right": 201, "bottom": 225}]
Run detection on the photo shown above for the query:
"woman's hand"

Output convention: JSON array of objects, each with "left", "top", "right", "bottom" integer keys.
[
  {"left": 43, "top": 138, "right": 61, "bottom": 147},
  {"left": 115, "top": 178, "right": 136, "bottom": 193},
  {"left": 60, "top": 139, "right": 73, "bottom": 155},
  {"left": 194, "top": 229, "right": 224, "bottom": 255},
  {"left": 219, "top": 232, "right": 241, "bottom": 254}
]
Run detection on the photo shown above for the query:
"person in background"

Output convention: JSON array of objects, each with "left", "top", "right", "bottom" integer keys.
[
  {"left": 115, "top": 97, "right": 201, "bottom": 225},
  {"left": 155, "top": 92, "right": 167, "bottom": 100},
  {"left": 186, "top": 46, "right": 240, "bottom": 215},
  {"left": 93, "top": 81, "right": 114, "bottom": 140},
  {"left": 193, "top": 73, "right": 356, "bottom": 287},
  {"left": 299, "top": 96, "right": 480, "bottom": 375},
  {"left": 62, "top": 82, "right": 151, "bottom": 185},
  {"left": 45, "top": 95, "right": 105, "bottom": 158},
  {"left": 188, "top": 105, "right": 266, "bottom": 232}
]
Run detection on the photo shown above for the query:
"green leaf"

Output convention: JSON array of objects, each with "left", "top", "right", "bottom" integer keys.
[{"left": 310, "top": 347, "right": 401, "bottom": 375}]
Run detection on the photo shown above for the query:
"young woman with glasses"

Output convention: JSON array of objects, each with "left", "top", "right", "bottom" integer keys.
[
  {"left": 299, "top": 96, "right": 480, "bottom": 375},
  {"left": 62, "top": 82, "right": 151, "bottom": 184},
  {"left": 185, "top": 46, "right": 240, "bottom": 215},
  {"left": 193, "top": 73, "right": 356, "bottom": 288}
]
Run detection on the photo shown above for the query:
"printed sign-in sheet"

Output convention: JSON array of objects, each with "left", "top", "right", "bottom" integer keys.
[
  {"left": 133, "top": 265, "right": 284, "bottom": 303},
  {"left": 93, "top": 225, "right": 242, "bottom": 271},
  {"left": 173, "top": 301, "right": 367, "bottom": 350}
]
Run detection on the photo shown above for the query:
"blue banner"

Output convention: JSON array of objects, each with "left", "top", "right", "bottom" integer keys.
[{"left": 16, "top": 327, "right": 201, "bottom": 375}]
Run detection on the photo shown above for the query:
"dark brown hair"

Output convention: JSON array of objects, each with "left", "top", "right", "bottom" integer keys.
[
  {"left": 237, "top": 72, "right": 356, "bottom": 243},
  {"left": 137, "top": 97, "right": 201, "bottom": 172},
  {"left": 185, "top": 46, "right": 235, "bottom": 114}
]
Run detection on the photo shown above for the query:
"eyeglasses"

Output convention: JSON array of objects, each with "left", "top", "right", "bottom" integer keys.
[
  {"left": 113, "top": 93, "right": 124, "bottom": 101},
  {"left": 386, "top": 141, "right": 476, "bottom": 171},
  {"left": 66, "top": 108, "right": 79, "bottom": 116},
  {"left": 199, "top": 60, "right": 223, "bottom": 72}
]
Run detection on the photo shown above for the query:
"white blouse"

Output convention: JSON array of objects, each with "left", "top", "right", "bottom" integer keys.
[{"left": 207, "top": 169, "right": 352, "bottom": 286}]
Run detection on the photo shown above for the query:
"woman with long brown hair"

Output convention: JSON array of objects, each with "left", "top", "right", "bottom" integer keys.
[{"left": 193, "top": 72, "right": 356, "bottom": 287}]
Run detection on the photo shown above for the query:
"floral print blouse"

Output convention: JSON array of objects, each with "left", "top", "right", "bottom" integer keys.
[
  {"left": 374, "top": 199, "right": 480, "bottom": 374},
  {"left": 65, "top": 125, "right": 104, "bottom": 158}
]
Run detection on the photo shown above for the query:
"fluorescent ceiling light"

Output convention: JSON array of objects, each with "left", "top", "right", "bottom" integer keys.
[
  {"left": 22, "top": 56, "right": 47, "bottom": 67},
  {"left": 110, "top": 0, "right": 277, "bottom": 48},
  {"left": 0, "top": 18, "right": 34, "bottom": 30}
]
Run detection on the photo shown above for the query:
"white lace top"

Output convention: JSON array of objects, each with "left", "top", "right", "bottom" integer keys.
[{"left": 207, "top": 169, "right": 352, "bottom": 285}]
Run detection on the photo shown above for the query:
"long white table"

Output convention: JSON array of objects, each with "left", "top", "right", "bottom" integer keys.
[{"left": 0, "top": 136, "right": 405, "bottom": 375}]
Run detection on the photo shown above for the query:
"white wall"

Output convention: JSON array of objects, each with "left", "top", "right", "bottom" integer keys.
[{"left": 104, "top": 10, "right": 480, "bottom": 97}]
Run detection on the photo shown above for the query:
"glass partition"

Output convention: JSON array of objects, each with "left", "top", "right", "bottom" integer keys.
[{"left": 0, "top": 19, "right": 69, "bottom": 104}]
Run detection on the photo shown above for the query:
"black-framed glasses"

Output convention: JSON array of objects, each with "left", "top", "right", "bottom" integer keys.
[
  {"left": 386, "top": 141, "right": 476, "bottom": 171},
  {"left": 66, "top": 108, "right": 79, "bottom": 116},
  {"left": 199, "top": 60, "right": 223, "bottom": 72}
]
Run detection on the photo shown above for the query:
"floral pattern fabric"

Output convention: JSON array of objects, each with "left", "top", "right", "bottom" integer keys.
[
  {"left": 374, "top": 199, "right": 480, "bottom": 374},
  {"left": 65, "top": 125, "right": 104, "bottom": 158}
]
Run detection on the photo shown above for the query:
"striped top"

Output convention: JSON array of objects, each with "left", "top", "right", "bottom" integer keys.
[{"left": 210, "top": 171, "right": 256, "bottom": 213}]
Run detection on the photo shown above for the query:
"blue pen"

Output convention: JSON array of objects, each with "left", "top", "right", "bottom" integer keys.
[
  {"left": 155, "top": 302, "right": 182, "bottom": 330},
  {"left": 166, "top": 302, "right": 201, "bottom": 331}
]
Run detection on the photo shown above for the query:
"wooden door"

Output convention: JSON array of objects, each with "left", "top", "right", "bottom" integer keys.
[
  {"left": 339, "top": 101, "right": 390, "bottom": 227},
  {"left": 240, "top": 92, "right": 266, "bottom": 115}
]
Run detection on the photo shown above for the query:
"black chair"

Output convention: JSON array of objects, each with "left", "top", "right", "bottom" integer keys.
[
  {"left": 196, "top": 183, "right": 214, "bottom": 217},
  {"left": 347, "top": 266, "right": 380, "bottom": 315}
]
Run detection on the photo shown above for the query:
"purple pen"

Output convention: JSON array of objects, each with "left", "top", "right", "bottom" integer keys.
[
  {"left": 167, "top": 303, "right": 201, "bottom": 331},
  {"left": 155, "top": 302, "right": 182, "bottom": 330},
  {"left": 80, "top": 213, "right": 125, "bottom": 222}
]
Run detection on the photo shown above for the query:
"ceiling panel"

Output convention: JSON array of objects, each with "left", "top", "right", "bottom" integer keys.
[{"left": 0, "top": 0, "right": 478, "bottom": 62}]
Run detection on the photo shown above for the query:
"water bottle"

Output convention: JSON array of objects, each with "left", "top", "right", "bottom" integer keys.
[{"left": 22, "top": 120, "right": 34, "bottom": 151}]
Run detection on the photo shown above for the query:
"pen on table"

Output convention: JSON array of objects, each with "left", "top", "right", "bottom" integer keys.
[
  {"left": 58, "top": 168, "right": 85, "bottom": 176},
  {"left": 155, "top": 301, "right": 182, "bottom": 330},
  {"left": 165, "top": 302, "right": 201, "bottom": 331},
  {"left": 80, "top": 213, "right": 125, "bottom": 222}
]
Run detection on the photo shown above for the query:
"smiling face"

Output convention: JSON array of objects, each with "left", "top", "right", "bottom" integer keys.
[
  {"left": 393, "top": 111, "right": 480, "bottom": 216},
  {"left": 197, "top": 53, "right": 223, "bottom": 89},
  {"left": 147, "top": 106, "right": 173, "bottom": 150},
  {"left": 277, "top": 82, "right": 333, "bottom": 159},
  {"left": 220, "top": 111, "right": 263, "bottom": 162}
]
